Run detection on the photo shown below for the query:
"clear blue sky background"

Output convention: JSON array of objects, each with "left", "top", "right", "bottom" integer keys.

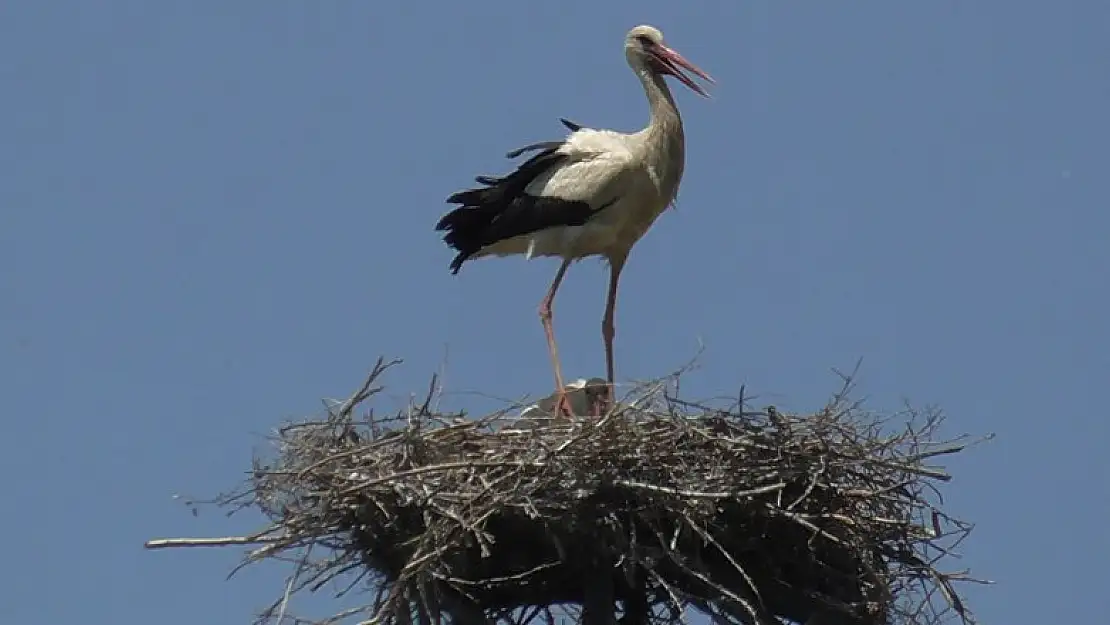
[{"left": 2, "top": 1, "right": 1107, "bottom": 623}]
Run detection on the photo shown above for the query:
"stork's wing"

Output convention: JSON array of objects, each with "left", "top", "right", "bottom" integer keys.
[{"left": 436, "top": 130, "right": 635, "bottom": 273}]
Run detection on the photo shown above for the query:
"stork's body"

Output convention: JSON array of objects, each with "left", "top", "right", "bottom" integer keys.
[{"left": 436, "top": 25, "right": 713, "bottom": 416}]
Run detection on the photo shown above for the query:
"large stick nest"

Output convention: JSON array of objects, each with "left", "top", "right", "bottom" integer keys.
[{"left": 152, "top": 359, "right": 985, "bottom": 625}]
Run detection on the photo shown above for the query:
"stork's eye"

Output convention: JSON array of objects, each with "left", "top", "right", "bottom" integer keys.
[{"left": 635, "top": 34, "right": 654, "bottom": 47}]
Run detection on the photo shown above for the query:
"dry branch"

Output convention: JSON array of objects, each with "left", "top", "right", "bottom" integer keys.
[{"left": 147, "top": 359, "right": 987, "bottom": 625}]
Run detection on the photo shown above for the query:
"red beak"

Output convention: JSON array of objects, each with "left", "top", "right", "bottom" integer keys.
[{"left": 653, "top": 44, "right": 715, "bottom": 97}]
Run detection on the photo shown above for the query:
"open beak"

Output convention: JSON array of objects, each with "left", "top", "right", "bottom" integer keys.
[{"left": 654, "top": 44, "right": 715, "bottom": 97}]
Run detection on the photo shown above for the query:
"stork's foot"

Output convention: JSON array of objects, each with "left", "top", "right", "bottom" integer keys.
[
  {"left": 587, "top": 384, "right": 615, "bottom": 417},
  {"left": 602, "top": 383, "right": 616, "bottom": 414},
  {"left": 552, "top": 389, "right": 576, "bottom": 419}
]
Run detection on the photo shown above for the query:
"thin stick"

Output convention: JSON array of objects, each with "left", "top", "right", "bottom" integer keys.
[{"left": 145, "top": 534, "right": 283, "bottom": 549}]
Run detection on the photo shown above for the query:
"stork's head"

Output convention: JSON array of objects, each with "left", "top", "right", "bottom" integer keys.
[{"left": 624, "top": 24, "right": 715, "bottom": 97}]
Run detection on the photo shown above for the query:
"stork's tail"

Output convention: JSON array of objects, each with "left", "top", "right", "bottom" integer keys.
[{"left": 436, "top": 177, "right": 507, "bottom": 274}]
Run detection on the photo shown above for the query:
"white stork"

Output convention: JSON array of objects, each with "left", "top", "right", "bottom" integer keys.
[{"left": 435, "top": 24, "right": 713, "bottom": 417}]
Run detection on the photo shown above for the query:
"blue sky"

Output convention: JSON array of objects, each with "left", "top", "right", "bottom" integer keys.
[{"left": 2, "top": 1, "right": 1107, "bottom": 623}]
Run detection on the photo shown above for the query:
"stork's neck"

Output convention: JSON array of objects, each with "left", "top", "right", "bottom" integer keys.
[
  {"left": 642, "top": 71, "right": 682, "bottom": 137},
  {"left": 637, "top": 69, "right": 686, "bottom": 201}
]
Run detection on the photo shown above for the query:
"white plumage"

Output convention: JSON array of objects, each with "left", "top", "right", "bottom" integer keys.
[{"left": 436, "top": 24, "right": 713, "bottom": 417}]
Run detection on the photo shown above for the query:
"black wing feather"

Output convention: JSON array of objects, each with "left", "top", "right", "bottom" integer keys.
[
  {"left": 560, "top": 118, "right": 586, "bottom": 132},
  {"left": 505, "top": 140, "right": 564, "bottom": 159},
  {"left": 436, "top": 139, "right": 609, "bottom": 274}
]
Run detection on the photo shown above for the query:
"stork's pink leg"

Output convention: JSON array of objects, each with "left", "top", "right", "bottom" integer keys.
[
  {"left": 540, "top": 259, "right": 575, "bottom": 418},
  {"left": 600, "top": 255, "right": 628, "bottom": 415}
]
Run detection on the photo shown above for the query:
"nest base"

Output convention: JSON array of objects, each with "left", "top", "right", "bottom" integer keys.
[{"left": 147, "top": 359, "right": 983, "bottom": 625}]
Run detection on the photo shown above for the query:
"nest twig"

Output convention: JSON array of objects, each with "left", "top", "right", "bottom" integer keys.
[{"left": 146, "top": 357, "right": 988, "bottom": 625}]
